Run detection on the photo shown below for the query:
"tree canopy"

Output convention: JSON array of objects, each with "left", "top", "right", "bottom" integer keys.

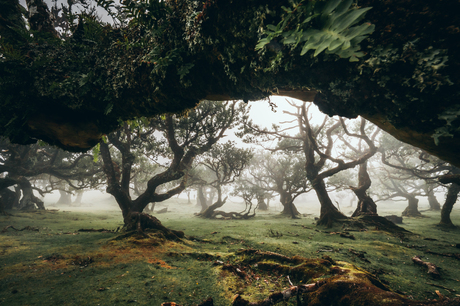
[{"left": 1, "top": 0, "right": 460, "bottom": 167}]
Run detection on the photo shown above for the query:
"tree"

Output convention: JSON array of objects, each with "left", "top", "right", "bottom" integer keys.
[
  {"left": 99, "top": 100, "right": 247, "bottom": 235},
  {"left": 197, "top": 141, "right": 253, "bottom": 219},
  {"left": 0, "top": 138, "right": 103, "bottom": 210},
  {"left": 337, "top": 118, "right": 380, "bottom": 217},
  {"left": 1, "top": 0, "right": 460, "bottom": 169},
  {"left": 242, "top": 102, "right": 378, "bottom": 226},
  {"left": 378, "top": 134, "right": 451, "bottom": 217},
  {"left": 244, "top": 150, "right": 311, "bottom": 218},
  {"left": 437, "top": 168, "right": 460, "bottom": 227}
]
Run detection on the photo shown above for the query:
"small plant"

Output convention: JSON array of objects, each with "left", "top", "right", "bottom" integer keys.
[{"left": 267, "top": 228, "right": 283, "bottom": 238}]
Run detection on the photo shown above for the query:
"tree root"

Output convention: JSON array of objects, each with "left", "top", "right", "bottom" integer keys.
[
  {"left": 412, "top": 255, "right": 441, "bottom": 277},
  {"left": 1, "top": 225, "right": 39, "bottom": 233},
  {"left": 122, "top": 212, "right": 184, "bottom": 240},
  {"left": 161, "top": 297, "right": 214, "bottom": 306},
  {"left": 204, "top": 210, "right": 256, "bottom": 220},
  {"left": 77, "top": 228, "right": 115, "bottom": 233},
  {"left": 232, "top": 281, "right": 325, "bottom": 306}
]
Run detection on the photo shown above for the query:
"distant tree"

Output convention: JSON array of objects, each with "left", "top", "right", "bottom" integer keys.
[
  {"left": 99, "top": 100, "right": 247, "bottom": 235},
  {"left": 197, "top": 141, "right": 253, "bottom": 219},
  {"left": 0, "top": 138, "right": 103, "bottom": 210},
  {"left": 244, "top": 149, "right": 310, "bottom": 218},
  {"left": 242, "top": 102, "right": 378, "bottom": 226},
  {"left": 379, "top": 134, "right": 451, "bottom": 217},
  {"left": 336, "top": 118, "right": 380, "bottom": 217}
]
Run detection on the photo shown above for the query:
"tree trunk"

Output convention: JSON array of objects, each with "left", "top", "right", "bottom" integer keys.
[
  {"left": 199, "top": 186, "right": 227, "bottom": 218},
  {"left": 18, "top": 178, "right": 45, "bottom": 210},
  {"left": 438, "top": 183, "right": 460, "bottom": 227},
  {"left": 257, "top": 195, "right": 268, "bottom": 211},
  {"left": 187, "top": 191, "right": 191, "bottom": 204},
  {"left": 0, "top": 187, "right": 20, "bottom": 210},
  {"left": 312, "top": 178, "right": 347, "bottom": 227},
  {"left": 143, "top": 202, "right": 156, "bottom": 213},
  {"left": 57, "top": 189, "right": 72, "bottom": 205},
  {"left": 424, "top": 183, "right": 441, "bottom": 211},
  {"left": 401, "top": 196, "right": 421, "bottom": 217},
  {"left": 279, "top": 192, "right": 300, "bottom": 218},
  {"left": 351, "top": 162, "right": 378, "bottom": 217},
  {"left": 197, "top": 186, "right": 208, "bottom": 213},
  {"left": 73, "top": 190, "right": 84, "bottom": 205}
]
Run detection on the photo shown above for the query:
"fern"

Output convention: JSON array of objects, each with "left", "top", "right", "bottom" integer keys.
[{"left": 257, "top": 0, "right": 374, "bottom": 62}]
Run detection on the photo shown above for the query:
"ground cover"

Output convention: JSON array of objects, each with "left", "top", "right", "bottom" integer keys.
[{"left": 1, "top": 198, "right": 460, "bottom": 305}]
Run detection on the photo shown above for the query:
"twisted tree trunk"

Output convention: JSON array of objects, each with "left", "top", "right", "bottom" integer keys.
[
  {"left": 351, "top": 162, "right": 377, "bottom": 217},
  {"left": 438, "top": 183, "right": 460, "bottom": 227}
]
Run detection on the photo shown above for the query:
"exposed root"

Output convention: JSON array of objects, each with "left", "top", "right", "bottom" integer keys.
[
  {"left": 161, "top": 297, "right": 214, "bottom": 306},
  {"left": 77, "top": 228, "right": 115, "bottom": 233},
  {"left": 121, "top": 212, "right": 184, "bottom": 241},
  {"left": 232, "top": 281, "right": 325, "bottom": 306},
  {"left": 207, "top": 210, "right": 256, "bottom": 220},
  {"left": 344, "top": 215, "right": 410, "bottom": 233},
  {"left": 412, "top": 255, "right": 441, "bottom": 277},
  {"left": 1, "top": 225, "right": 39, "bottom": 233}
]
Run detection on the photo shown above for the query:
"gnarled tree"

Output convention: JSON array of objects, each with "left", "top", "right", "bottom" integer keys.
[
  {"left": 1, "top": 0, "right": 460, "bottom": 170},
  {"left": 99, "top": 100, "right": 247, "bottom": 235}
]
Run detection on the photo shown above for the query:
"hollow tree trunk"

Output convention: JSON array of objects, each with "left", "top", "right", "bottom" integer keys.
[
  {"left": 351, "top": 162, "right": 377, "bottom": 217},
  {"left": 424, "top": 183, "right": 441, "bottom": 211},
  {"left": 257, "top": 195, "right": 268, "bottom": 211},
  {"left": 312, "top": 178, "right": 347, "bottom": 227},
  {"left": 438, "top": 183, "right": 460, "bottom": 227},
  {"left": 401, "top": 196, "right": 421, "bottom": 217},
  {"left": 18, "top": 178, "right": 44, "bottom": 210},
  {"left": 57, "top": 190, "right": 72, "bottom": 205}
]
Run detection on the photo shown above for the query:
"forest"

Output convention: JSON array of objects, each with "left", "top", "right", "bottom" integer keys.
[{"left": 1, "top": 0, "right": 460, "bottom": 305}]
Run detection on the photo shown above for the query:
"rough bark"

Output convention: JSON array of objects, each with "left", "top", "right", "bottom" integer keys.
[
  {"left": 438, "top": 183, "right": 460, "bottom": 227},
  {"left": 279, "top": 191, "right": 300, "bottom": 218},
  {"left": 313, "top": 178, "right": 347, "bottom": 227},
  {"left": 351, "top": 162, "right": 378, "bottom": 217}
]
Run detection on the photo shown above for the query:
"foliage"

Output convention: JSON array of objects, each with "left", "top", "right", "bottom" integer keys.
[{"left": 256, "top": 0, "right": 374, "bottom": 62}]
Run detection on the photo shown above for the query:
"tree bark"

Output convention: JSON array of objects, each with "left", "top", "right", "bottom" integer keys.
[
  {"left": 351, "top": 162, "right": 378, "bottom": 217},
  {"left": 438, "top": 183, "right": 460, "bottom": 227},
  {"left": 401, "top": 196, "right": 421, "bottom": 217},
  {"left": 312, "top": 178, "right": 347, "bottom": 227}
]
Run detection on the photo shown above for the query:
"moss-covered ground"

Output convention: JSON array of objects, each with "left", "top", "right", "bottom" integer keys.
[{"left": 1, "top": 197, "right": 460, "bottom": 305}]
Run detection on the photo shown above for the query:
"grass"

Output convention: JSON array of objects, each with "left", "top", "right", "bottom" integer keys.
[{"left": 1, "top": 196, "right": 460, "bottom": 305}]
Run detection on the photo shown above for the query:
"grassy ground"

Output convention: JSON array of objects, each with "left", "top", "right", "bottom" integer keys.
[{"left": 1, "top": 196, "right": 460, "bottom": 305}]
